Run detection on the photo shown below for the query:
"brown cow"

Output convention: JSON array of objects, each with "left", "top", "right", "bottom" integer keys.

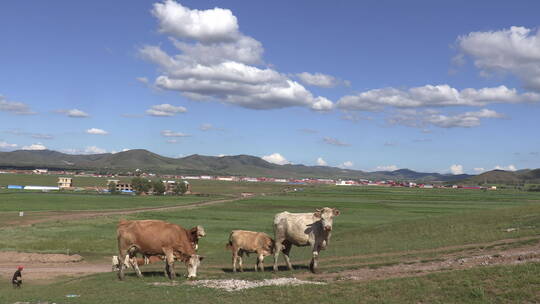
[
  {"left": 116, "top": 220, "right": 204, "bottom": 280},
  {"left": 226, "top": 230, "right": 274, "bottom": 272}
]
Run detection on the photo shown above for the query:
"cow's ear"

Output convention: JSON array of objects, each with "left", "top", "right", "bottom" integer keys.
[
  {"left": 333, "top": 209, "right": 340, "bottom": 216},
  {"left": 313, "top": 211, "right": 322, "bottom": 218},
  {"left": 198, "top": 255, "right": 205, "bottom": 261}
]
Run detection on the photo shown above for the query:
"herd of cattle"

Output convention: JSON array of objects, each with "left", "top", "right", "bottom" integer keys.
[{"left": 113, "top": 207, "right": 340, "bottom": 280}]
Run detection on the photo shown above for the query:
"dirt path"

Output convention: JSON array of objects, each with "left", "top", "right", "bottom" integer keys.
[
  {"left": 297, "top": 236, "right": 540, "bottom": 282},
  {"left": 2, "top": 235, "right": 539, "bottom": 284},
  {"left": 3, "top": 196, "right": 242, "bottom": 227}
]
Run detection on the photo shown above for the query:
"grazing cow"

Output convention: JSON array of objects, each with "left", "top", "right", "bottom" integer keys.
[
  {"left": 226, "top": 230, "right": 274, "bottom": 272},
  {"left": 188, "top": 225, "right": 206, "bottom": 250},
  {"left": 273, "top": 207, "right": 340, "bottom": 273},
  {"left": 116, "top": 220, "right": 204, "bottom": 280}
]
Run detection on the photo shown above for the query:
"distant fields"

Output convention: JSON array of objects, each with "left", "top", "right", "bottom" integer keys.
[
  {"left": 0, "top": 185, "right": 539, "bottom": 303},
  {"left": 0, "top": 191, "right": 213, "bottom": 212}
]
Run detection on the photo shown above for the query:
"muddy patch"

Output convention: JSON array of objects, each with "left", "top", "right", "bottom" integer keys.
[{"left": 0, "top": 251, "right": 83, "bottom": 263}]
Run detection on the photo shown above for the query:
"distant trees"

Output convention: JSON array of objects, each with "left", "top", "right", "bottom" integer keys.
[
  {"left": 131, "top": 177, "right": 151, "bottom": 195},
  {"left": 152, "top": 180, "right": 166, "bottom": 196},
  {"left": 173, "top": 181, "right": 189, "bottom": 195},
  {"left": 108, "top": 181, "right": 119, "bottom": 195}
]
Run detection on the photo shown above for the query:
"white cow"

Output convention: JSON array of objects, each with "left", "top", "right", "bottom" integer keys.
[{"left": 273, "top": 207, "right": 340, "bottom": 273}]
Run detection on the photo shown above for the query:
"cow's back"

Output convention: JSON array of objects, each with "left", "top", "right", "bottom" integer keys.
[
  {"left": 117, "top": 220, "right": 193, "bottom": 256},
  {"left": 274, "top": 212, "right": 314, "bottom": 246},
  {"left": 230, "top": 230, "right": 272, "bottom": 253}
]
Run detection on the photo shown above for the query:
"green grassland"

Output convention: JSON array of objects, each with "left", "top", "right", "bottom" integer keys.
[
  {"left": 1, "top": 262, "right": 539, "bottom": 304},
  {"left": 0, "top": 191, "right": 215, "bottom": 212},
  {"left": 0, "top": 186, "right": 539, "bottom": 303}
]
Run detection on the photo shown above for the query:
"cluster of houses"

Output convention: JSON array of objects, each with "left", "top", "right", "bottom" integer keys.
[{"left": 0, "top": 169, "right": 496, "bottom": 191}]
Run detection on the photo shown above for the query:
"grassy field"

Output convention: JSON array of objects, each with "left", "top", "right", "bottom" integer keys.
[
  {"left": 0, "top": 186, "right": 539, "bottom": 303},
  {"left": 0, "top": 191, "right": 216, "bottom": 212},
  {"left": 1, "top": 262, "right": 539, "bottom": 304}
]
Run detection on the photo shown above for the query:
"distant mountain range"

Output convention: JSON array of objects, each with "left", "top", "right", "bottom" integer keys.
[
  {"left": 0, "top": 148, "right": 527, "bottom": 183},
  {"left": 460, "top": 169, "right": 540, "bottom": 185}
]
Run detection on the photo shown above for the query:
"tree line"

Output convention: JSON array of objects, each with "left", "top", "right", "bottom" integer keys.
[{"left": 108, "top": 177, "right": 189, "bottom": 195}]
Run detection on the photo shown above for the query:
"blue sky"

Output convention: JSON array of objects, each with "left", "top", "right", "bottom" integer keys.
[{"left": 1, "top": 0, "right": 539, "bottom": 174}]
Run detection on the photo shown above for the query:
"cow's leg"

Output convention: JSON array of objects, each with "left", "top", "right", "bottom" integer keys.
[
  {"left": 273, "top": 239, "right": 284, "bottom": 272},
  {"left": 117, "top": 248, "right": 129, "bottom": 280},
  {"left": 238, "top": 250, "right": 244, "bottom": 272},
  {"left": 163, "top": 248, "right": 176, "bottom": 280},
  {"left": 130, "top": 256, "right": 143, "bottom": 278},
  {"left": 232, "top": 247, "right": 238, "bottom": 273},
  {"left": 281, "top": 241, "right": 293, "bottom": 271},
  {"left": 309, "top": 246, "right": 320, "bottom": 273},
  {"left": 256, "top": 251, "right": 265, "bottom": 272}
]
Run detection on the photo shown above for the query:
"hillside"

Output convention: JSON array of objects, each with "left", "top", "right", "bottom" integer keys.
[
  {"left": 458, "top": 169, "right": 540, "bottom": 185},
  {"left": 0, "top": 149, "right": 472, "bottom": 181}
]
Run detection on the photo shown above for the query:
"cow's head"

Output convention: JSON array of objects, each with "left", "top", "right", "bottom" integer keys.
[
  {"left": 186, "top": 254, "right": 204, "bottom": 279},
  {"left": 190, "top": 225, "right": 206, "bottom": 250},
  {"left": 314, "top": 207, "right": 340, "bottom": 232},
  {"left": 196, "top": 225, "right": 206, "bottom": 238},
  {"left": 265, "top": 238, "right": 276, "bottom": 255}
]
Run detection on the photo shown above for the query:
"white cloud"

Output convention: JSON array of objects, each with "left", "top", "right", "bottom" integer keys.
[
  {"left": 299, "top": 128, "right": 318, "bottom": 134},
  {"left": 450, "top": 164, "right": 464, "bottom": 175},
  {"left": 389, "top": 108, "right": 504, "bottom": 128},
  {"left": 316, "top": 157, "right": 327, "bottom": 166},
  {"left": 339, "top": 161, "right": 354, "bottom": 169},
  {"left": 166, "top": 139, "right": 178, "bottom": 144},
  {"left": 84, "top": 146, "right": 107, "bottom": 154},
  {"left": 296, "top": 72, "right": 343, "bottom": 88},
  {"left": 152, "top": 0, "right": 240, "bottom": 43},
  {"left": 161, "top": 130, "right": 190, "bottom": 137},
  {"left": 86, "top": 128, "right": 108, "bottom": 135},
  {"left": 337, "top": 84, "right": 539, "bottom": 111},
  {"left": 141, "top": 1, "right": 333, "bottom": 112},
  {"left": 0, "top": 95, "right": 35, "bottom": 115},
  {"left": 22, "top": 143, "right": 47, "bottom": 150},
  {"left": 136, "top": 77, "right": 149, "bottom": 84},
  {"left": 56, "top": 109, "right": 89, "bottom": 118},
  {"left": 200, "top": 123, "right": 213, "bottom": 131},
  {"left": 31, "top": 133, "right": 53, "bottom": 140},
  {"left": 262, "top": 153, "right": 290, "bottom": 165},
  {"left": 375, "top": 165, "right": 398, "bottom": 171},
  {"left": 323, "top": 137, "right": 350, "bottom": 146},
  {"left": 494, "top": 164, "right": 517, "bottom": 171},
  {"left": 146, "top": 104, "right": 187, "bottom": 116},
  {"left": 0, "top": 141, "right": 18, "bottom": 150},
  {"left": 341, "top": 112, "right": 372, "bottom": 122},
  {"left": 199, "top": 123, "right": 223, "bottom": 131},
  {"left": 458, "top": 26, "right": 540, "bottom": 92},
  {"left": 473, "top": 167, "right": 485, "bottom": 173}
]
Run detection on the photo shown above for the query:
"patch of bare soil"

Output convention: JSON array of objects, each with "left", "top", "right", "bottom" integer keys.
[
  {"left": 300, "top": 238, "right": 540, "bottom": 282},
  {"left": 0, "top": 252, "right": 109, "bottom": 282},
  {"left": 0, "top": 251, "right": 83, "bottom": 263}
]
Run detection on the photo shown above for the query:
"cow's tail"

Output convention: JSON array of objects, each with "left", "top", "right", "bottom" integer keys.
[{"left": 225, "top": 240, "right": 233, "bottom": 251}]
